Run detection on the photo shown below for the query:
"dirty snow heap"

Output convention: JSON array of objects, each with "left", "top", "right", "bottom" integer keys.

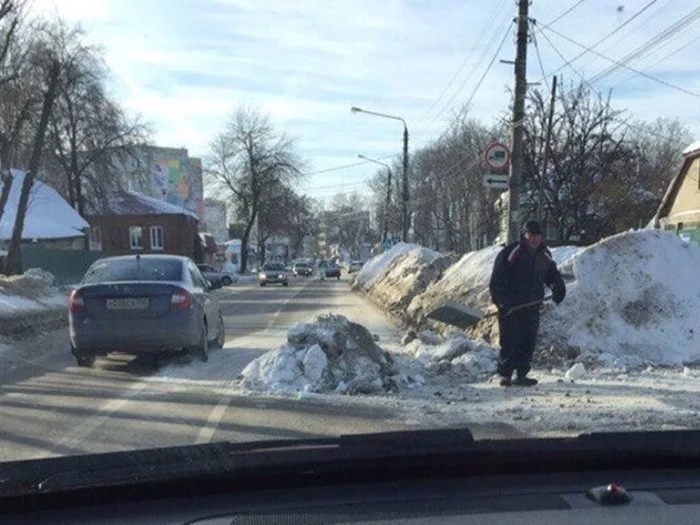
[{"left": 240, "top": 314, "right": 397, "bottom": 395}]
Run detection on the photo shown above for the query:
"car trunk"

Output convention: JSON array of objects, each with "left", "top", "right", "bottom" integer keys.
[{"left": 79, "top": 282, "right": 182, "bottom": 320}]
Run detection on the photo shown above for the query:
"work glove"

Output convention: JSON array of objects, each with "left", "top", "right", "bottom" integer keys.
[{"left": 552, "top": 284, "right": 565, "bottom": 305}]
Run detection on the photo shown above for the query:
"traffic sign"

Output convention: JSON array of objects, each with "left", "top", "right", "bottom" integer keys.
[
  {"left": 484, "top": 142, "right": 511, "bottom": 171},
  {"left": 483, "top": 174, "right": 509, "bottom": 190}
]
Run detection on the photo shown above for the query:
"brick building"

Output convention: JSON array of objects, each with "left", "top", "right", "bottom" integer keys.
[{"left": 86, "top": 190, "right": 200, "bottom": 259}]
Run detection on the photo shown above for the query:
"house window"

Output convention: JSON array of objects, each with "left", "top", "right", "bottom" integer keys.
[
  {"left": 89, "top": 227, "right": 102, "bottom": 251},
  {"left": 129, "top": 226, "right": 143, "bottom": 250},
  {"left": 150, "top": 226, "right": 164, "bottom": 250}
]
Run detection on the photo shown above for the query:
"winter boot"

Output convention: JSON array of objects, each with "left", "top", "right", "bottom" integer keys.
[
  {"left": 499, "top": 377, "right": 512, "bottom": 387},
  {"left": 514, "top": 375, "right": 538, "bottom": 386}
]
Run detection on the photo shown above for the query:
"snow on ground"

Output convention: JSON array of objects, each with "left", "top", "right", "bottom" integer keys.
[
  {"left": 354, "top": 244, "right": 454, "bottom": 324},
  {"left": 540, "top": 229, "right": 700, "bottom": 368},
  {"left": 353, "top": 242, "right": 416, "bottom": 289},
  {"left": 240, "top": 314, "right": 397, "bottom": 395}
]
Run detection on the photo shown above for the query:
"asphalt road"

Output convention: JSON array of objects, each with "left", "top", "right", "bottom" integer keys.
[{"left": 0, "top": 273, "right": 523, "bottom": 462}]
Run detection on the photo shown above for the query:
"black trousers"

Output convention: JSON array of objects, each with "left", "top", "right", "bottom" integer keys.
[{"left": 497, "top": 307, "right": 540, "bottom": 379}]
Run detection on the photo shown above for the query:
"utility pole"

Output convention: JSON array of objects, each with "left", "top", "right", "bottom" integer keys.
[
  {"left": 537, "top": 74, "right": 557, "bottom": 223},
  {"left": 384, "top": 167, "right": 392, "bottom": 244},
  {"left": 402, "top": 125, "right": 409, "bottom": 243},
  {"left": 507, "top": 0, "right": 530, "bottom": 243}
]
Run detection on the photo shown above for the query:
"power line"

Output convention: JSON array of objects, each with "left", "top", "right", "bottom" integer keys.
[
  {"left": 534, "top": 0, "right": 660, "bottom": 83},
  {"left": 586, "top": 5, "right": 700, "bottom": 85},
  {"left": 415, "top": 0, "right": 509, "bottom": 130},
  {"left": 424, "top": 18, "right": 513, "bottom": 133},
  {"left": 535, "top": 27, "right": 690, "bottom": 143},
  {"left": 541, "top": 24, "right": 700, "bottom": 99},
  {"left": 531, "top": 31, "right": 550, "bottom": 95},
  {"left": 304, "top": 155, "right": 397, "bottom": 176},
  {"left": 543, "top": 0, "right": 587, "bottom": 26},
  {"left": 611, "top": 33, "right": 700, "bottom": 89}
]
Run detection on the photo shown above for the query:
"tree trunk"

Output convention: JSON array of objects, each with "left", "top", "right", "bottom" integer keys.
[
  {"left": 0, "top": 170, "right": 12, "bottom": 226},
  {"left": 6, "top": 60, "right": 61, "bottom": 275}
]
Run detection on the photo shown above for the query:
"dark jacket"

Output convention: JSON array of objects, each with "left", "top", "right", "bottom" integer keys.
[{"left": 489, "top": 238, "right": 566, "bottom": 311}]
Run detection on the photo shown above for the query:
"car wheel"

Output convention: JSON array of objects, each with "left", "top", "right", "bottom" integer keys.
[
  {"left": 192, "top": 322, "right": 208, "bottom": 362},
  {"left": 260, "top": 282, "right": 266, "bottom": 287},
  {"left": 221, "top": 276, "right": 233, "bottom": 286},
  {"left": 210, "top": 312, "right": 225, "bottom": 349},
  {"left": 283, "top": 281, "right": 289, "bottom": 286},
  {"left": 336, "top": 275, "right": 340, "bottom": 281}
]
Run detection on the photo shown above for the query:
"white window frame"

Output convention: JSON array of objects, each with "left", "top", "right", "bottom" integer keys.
[
  {"left": 129, "top": 226, "right": 143, "bottom": 250},
  {"left": 150, "top": 225, "right": 164, "bottom": 250}
]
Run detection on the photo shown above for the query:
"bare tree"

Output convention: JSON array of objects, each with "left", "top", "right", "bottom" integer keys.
[
  {"left": 206, "top": 106, "right": 304, "bottom": 273},
  {"left": 43, "top": 21, "right": 149, "bottom": 216},
  {"left": 5, "top": 57, "right": 60, "bottom": 274},
  {"left": 257, "top": 183, "right": 315, "bottom": 260},
  {"left": 324, "top": 192, "right": 371, "bottom": 256}
]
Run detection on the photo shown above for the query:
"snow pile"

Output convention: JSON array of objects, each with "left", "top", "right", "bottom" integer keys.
[
  {"left": 405, "top": 244, "right": 581, "bottom": 329},
  {"left": 354, "top": 244, "right": 456, "bottom": 324},
  {"left": 240, "top": 314, "right": 397, "bottom": 395},
  {"left": 0, "top": 268, "right": 57, "bottom": 300},
  {"left": 541, "top": 229, "right": 700, "bottom": 368},
  {"left": 401, "top": 330, "right": 498, "bottom": 381},
  {"left": 353, "top": 243, "right": 416, "bottom": 289}
]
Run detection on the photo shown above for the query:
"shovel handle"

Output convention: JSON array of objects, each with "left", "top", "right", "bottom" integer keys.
[{"left": 501, "top": 295, "right": 553, "bottom": 318}]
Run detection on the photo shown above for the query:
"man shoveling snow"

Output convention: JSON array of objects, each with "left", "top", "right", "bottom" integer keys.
[{"left": 489, "top": 220, "right": 566, "bottom": 387}]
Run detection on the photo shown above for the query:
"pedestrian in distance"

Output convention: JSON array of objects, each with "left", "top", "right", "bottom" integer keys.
[{"left": 489, "top": 220, "right": 566, "bottom": 387}]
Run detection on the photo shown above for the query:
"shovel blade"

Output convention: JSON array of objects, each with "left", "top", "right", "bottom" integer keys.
[{"left": 426, "top": 300, "right": 486, "bottom": 330}]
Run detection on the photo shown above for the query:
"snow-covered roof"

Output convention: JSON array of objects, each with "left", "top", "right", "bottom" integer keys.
[
  {"left": 0, "top": 169, "right": 89, "bottom": 241},
  {"left": 682, "top": 140, "right": 700, "bottom": 156},
  {"left": 92, "top": 190, "right": 199, "bottom": 219}
]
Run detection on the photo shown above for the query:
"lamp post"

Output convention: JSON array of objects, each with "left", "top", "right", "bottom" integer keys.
[
  {"left": 351, "top": 106, "right": 409, "bottom": 241},
  {"left": 358, "top": 154, "right": 393, "bottom": 244}
]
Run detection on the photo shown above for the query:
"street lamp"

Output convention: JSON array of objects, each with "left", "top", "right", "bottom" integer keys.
[
  {"left": 351, "top": 106, "right": 409, "bottom": 242},
  {"left": 358, "top": 154, "right": 393, "bottom": 244}
]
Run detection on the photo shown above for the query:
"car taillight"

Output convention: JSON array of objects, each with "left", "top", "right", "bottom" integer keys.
[
  {"left": 171, "top": 288, "right": 192, "bottom": 310},
  {"left": 69, "top": 290, "right": 85, "bottom": 313}
]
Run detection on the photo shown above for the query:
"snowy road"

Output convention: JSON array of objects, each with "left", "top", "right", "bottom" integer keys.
[{"left": 0, "top": 275, "right": 523, "bottom": 463}]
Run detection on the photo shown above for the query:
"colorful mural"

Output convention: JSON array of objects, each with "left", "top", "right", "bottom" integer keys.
[{"left": 144, "top": 149, "right": 204, "bottom": 221}]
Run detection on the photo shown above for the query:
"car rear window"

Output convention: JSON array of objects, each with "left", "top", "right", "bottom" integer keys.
[
  {"left": 83, "top": 258, "right": 184, "bottom": 283},
  {"left": 295, "top": 263, "right": 309, "bottom": 268},
  {"left": 263, "top": 263, "right": 285, "bottom": 271}
]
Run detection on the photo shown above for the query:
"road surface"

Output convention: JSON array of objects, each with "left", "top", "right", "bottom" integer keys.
[{"left": 0, "top": 274, "right": 523, "bottom": 462}]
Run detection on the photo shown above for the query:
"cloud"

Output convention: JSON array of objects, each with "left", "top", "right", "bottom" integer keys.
[{"left": 25, "top": 0, "right": 700, "bottom": 202}]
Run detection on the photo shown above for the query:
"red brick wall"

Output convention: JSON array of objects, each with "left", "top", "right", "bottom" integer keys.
[{"left": 86, "top": 214, "right": 198, "bottom": 258}]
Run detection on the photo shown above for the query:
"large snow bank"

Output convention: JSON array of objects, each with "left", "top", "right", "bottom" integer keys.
[
  {"left": 406, "top": 244, "right": 582, "bottom": 327},
  {"left": 541, "top": 229, "right": 700, "bottom": 368},
  {"left": 240, "top": 314, "right": 397, "bottom": 395},
  {"left": 354, "top": 243, "right": 416, "bottom": 289},
  {"left": 354, "top": 244, "right": 456, "bottom": 324}
]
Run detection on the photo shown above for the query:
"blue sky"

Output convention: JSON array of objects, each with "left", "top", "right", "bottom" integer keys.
[{"left": 31, "top": 0, "right": 700, "bottom": 202}]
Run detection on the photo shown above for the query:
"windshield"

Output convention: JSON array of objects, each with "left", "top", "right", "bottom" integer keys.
[
  {"left": 1, "top": 0, "right": 700, "bottom": 486},
  {"left": 83, "top": 258, "right": 183, "bottom": 283}
]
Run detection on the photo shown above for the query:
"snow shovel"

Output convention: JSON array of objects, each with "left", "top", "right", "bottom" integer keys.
[{"left": 426, "top": 296, "right": 553, "bottom": 330}]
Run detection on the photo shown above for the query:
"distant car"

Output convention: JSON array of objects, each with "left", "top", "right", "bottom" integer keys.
[
  {"left": 348, "top": 260, "right": 364, "bottom": 274},
  {"left": 258, "top": 262, "right": 289, "bottom": 286},
  {"left": 319, "top": 260, "right": 341, "bottom": 280},
  {"left": 292, "top": 261, "right": 313, "bottom": 277},
  {"left": 197, "top": 264, "right": 236, "bottom": 286},
  {"left": 69, "top": 255, "right": 226, "bottom": 368}
]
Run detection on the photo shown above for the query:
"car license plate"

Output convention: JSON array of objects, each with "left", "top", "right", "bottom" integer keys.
[{"left": 105, "top": 298, "right": 149, "bottom": 310}]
